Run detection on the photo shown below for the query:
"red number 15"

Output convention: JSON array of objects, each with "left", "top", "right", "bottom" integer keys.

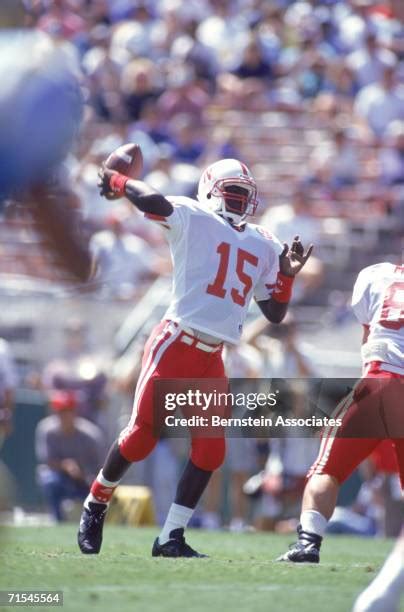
[{"left": 206, "top": 242, "right": 258, "bottom": 307}]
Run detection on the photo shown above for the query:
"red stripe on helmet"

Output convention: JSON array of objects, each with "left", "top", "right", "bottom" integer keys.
[{"left": 239, "top": 161, "right": 249, "bottom": 176}]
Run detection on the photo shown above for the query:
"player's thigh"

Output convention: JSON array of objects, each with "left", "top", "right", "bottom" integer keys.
[{"left": 309, "top": 435, "right": 381, "bottom": 484}]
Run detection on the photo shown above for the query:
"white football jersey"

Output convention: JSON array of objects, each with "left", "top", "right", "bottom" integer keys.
[
  {"left": 145, "top": 197, "right": 283, "bottom": 344},
  {"left": 351, "top": 262, "right": 404, "bottom": 369}
]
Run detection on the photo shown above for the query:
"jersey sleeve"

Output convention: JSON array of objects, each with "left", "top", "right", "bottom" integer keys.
[
  {"left": 351, "top": 268, "right": 371, "bottom": 325},
  {"left": 143, "top": 197, "right": 193, "bottom": 242},
  {"left": 254, "top": 234, "right": 283, "bottom": 301}
]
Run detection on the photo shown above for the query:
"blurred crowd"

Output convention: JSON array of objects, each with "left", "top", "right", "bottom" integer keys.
[
  {"left": 0, "top": 0, "right": 403, "bottom": 292},
  {"left": 0, "top": 0, "right": 403, "bottom": 533}
]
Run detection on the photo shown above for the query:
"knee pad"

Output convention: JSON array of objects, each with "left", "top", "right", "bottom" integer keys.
[
  {"left": 190, "top": 437, "right": 226, "bottom": 472},
  {"left": 118, "top": 420, "right": 158, "bottom": 462}
]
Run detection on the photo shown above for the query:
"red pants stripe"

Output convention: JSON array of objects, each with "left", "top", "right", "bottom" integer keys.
[{"left": 308, "top": 362, "right": 404, "bottom": 488}]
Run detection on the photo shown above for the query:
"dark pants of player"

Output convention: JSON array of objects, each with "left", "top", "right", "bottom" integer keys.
[
  {"left": 118, "top": 320, "right": 227, "bottom": 472},
  {"left": 308, "top": 362, "right": 404, "bottom": 488},
  {"left": 39, "top": 469, "right": 88, "bottom": 522}
]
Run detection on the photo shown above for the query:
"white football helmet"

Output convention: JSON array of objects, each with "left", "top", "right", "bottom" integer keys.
[{"left": 197, "top": 159, "right": 258, "bottom": 226}]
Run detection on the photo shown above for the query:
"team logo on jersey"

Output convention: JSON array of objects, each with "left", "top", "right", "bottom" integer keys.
[{"left": 256, "top": 227, "right": 273, "bottom": 240}]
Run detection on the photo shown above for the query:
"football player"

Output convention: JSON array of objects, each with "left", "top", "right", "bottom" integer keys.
[
  {"left": 78, "top": 157, "right": 312, "bottom": 557},
  {"left": 278, "top": 261, "right": 404, "bottom": 563}
]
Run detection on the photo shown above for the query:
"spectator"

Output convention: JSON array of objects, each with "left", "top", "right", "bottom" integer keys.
[
  {"left": 232, "top": 37, "right": 274, "bottom": 81},
  {"left": 215, "top": 35, "right": 275, "bottom": 111},
  {"left": 347, "top": 31, "right": 397, "bottom": 89},
  {"left": 324, "top": 60, "right": 358, "bottom": 101},
  {"left": 308, "top": 126, "right": 360, "bottom": 187},
  {"left": 261, "top": 187, "right": 321, "bottom": 247},
  {"left": 36, "top": 390, "right": 104, "bottom": 522},
  {"left": 261, "top": 190, "right": 323, "bottom": 300},
  {"left": 378, "top": 120, "right": 404, "bottom": 185},
  {"left": 82, "top": 25, "right": 124, "bottom": 122},
  {"left": 243, "top": 316, "right": 320, "bottom": 531},
  {"left": 171, "top": 114, "right": 205, "bottom": 163},
  {"left": 36, "top": 0, "right": 86, "bottom": 41},
  {"left": 42, "top": 318, "right": 108, "bottom": 427},
  {"left": 136, "top": 101, "right": 174, "bottom": 146},
  {"left": 170, "top": 17, "right": 218, "bottom": 84},
  {"left": 354, "top": 64, "right": 404, "bottom": 138},
  {"left": 120, "top": 58, "right": 162, "bottom": 121},
  {"left": 156, "top": 63, "right": 209, "bottom": 124},
  {"left": 89, "top": 207, "right": 159, "bottom": 298},
  {"left": 75, "top": 132, "right": 125, "bottom": 227},
  {"left": 246, "top": 315, "right": 316, "bottom": 379},
  {"left": 245, "top": 436, "right": 320, "bottom": 532}
]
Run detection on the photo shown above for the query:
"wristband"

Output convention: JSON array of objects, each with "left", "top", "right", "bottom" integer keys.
[
  {"left": 110, "top": 173, "right": 129, "bottom": 197},
  {"left": 273, "top": 272, "right": 294, "bottom": 303}
]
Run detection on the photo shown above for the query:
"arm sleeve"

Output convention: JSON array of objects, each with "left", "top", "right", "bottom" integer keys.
[
  {"left": 254, "top": 237, "right": 283, "bottom": 301},
  {"left": 351, "top": 269, "right": 371, "bottom": 325}
]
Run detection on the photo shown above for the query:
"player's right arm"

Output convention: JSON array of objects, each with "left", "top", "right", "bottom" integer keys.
[{"left": 98, "top": 165, "right": 173, "bottom": 217}]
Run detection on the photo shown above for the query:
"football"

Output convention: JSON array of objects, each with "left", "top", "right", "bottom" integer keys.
[
  {"left": 103, "top": 143, "right": 144, "bottom": 200},
  {"left": 105, "top": 143, "right": 143, "bottom": 180}
]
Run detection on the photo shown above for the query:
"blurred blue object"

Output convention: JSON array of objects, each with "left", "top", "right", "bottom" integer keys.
[
  {"left": 327, "top": 506, "right": 377, "bottom": 536},
  {"left": 0, "top": 30, "right": 83, "bottom": 201}
]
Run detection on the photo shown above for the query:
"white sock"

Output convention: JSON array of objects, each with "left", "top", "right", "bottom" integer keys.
[
  {"left": 84, "top": 470, "right": 121, "bottom": 509},
  {"left": 300, "top": 510, "right": 327, "bottom": 538},
  {"left": 158, "top": 503, "right": 194, "bottom": 545}
]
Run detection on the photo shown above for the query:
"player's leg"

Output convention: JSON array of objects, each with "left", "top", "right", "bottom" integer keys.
[
  {"left": 77, "top": 420, "right": 158, "bottom": 554},
  {"left": 153, "top": 349, "right": 227, "bottom": 558},
  {"left": 78, "top": 321, "right": 178, "bottom": 554},
  {"left": 277, "top": 435, "right": 381, "bottom": 563},
  {"left": 277, "top": 436, "right": 381, "bottom": 563},
  {"left": 353, "top": 530, "right": 404, "bottom": 612},
  {"left": 151, "top": 437, "right": 226, "bottom": 558},
  {"left": 38, "top": 469, "right": 68, "bottom": 523},
  {"left": 278, "top": 376, "right": 387, "bottom": 563}
]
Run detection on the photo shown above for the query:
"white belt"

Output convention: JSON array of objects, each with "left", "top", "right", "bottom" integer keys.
[{"left": 175, "top": 324, "right": 223, "bottom": 353}]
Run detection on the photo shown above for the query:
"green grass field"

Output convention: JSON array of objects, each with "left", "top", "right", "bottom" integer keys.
[{"left": 1, "top": 526, "right": 401, "bottom": 612}]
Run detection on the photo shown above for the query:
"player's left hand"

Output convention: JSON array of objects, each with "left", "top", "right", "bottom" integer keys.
[
  {"left": 279, "top": 235, "right": 313, "bottom": 277},
  {"left": 98, "top": 163, "right": 119, "bottom": 200}
]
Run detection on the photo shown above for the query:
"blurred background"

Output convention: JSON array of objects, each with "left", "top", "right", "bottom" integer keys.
[{"left": 0, "top": 0, "right": 403, "bottom": 538}]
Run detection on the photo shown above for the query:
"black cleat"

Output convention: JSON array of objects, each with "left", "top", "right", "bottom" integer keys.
[
  {"left": 277, "top": 525, "right": 322, "bottom": 563},
  {"left": 77, "top": 502, "right": 107, "bottom": 554},
  {"left": 152, "top": 528, "right": 208, "bottom": 558}
]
